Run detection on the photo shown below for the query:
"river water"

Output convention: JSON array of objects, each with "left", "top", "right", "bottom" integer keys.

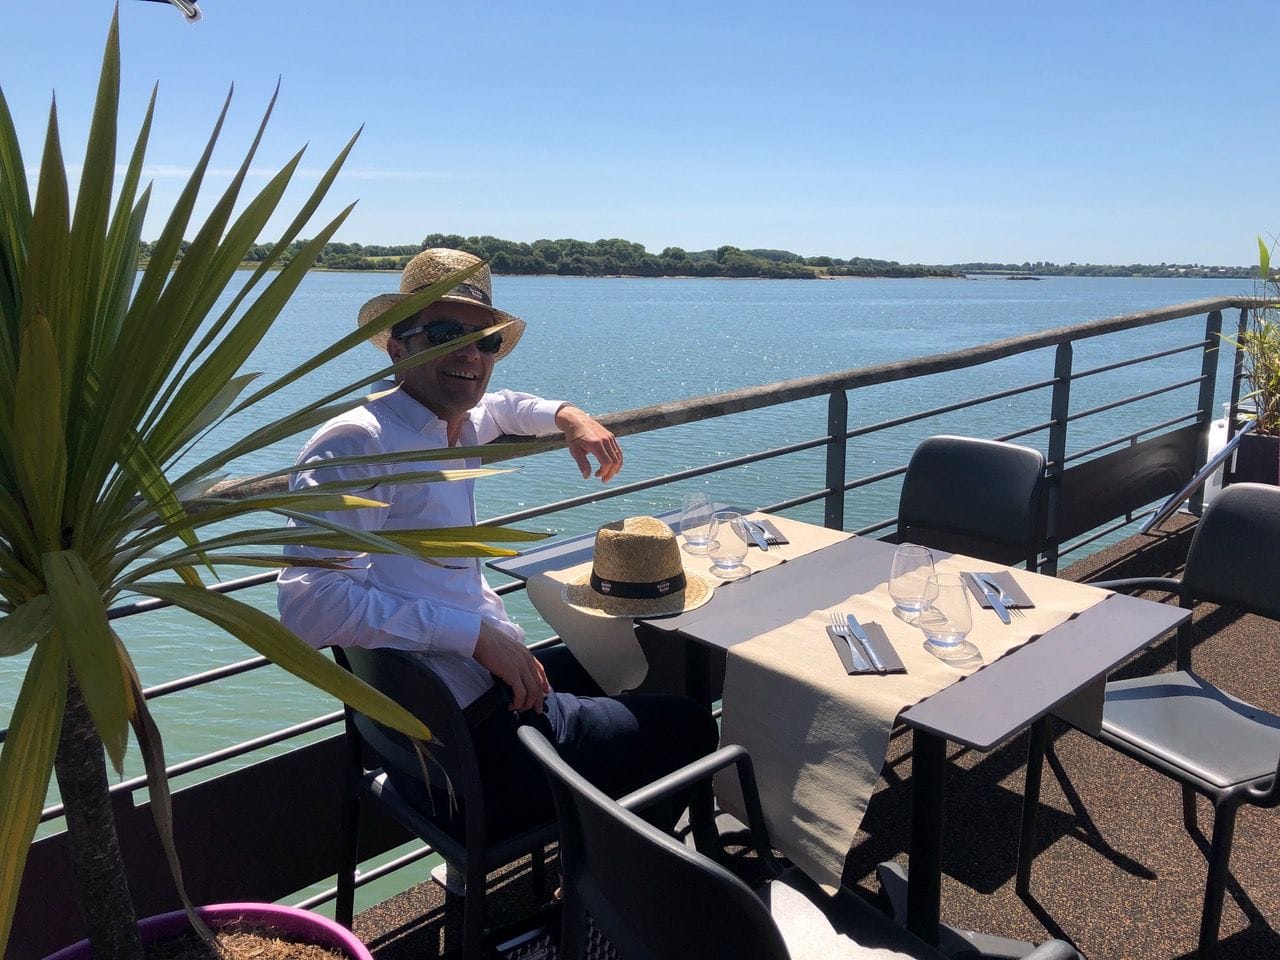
[{"left": 1, "top": 273, "right": 1249, "bottom": 810}]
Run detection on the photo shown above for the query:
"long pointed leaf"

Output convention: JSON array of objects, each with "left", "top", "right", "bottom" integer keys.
[
  {"left": 0, "top": 634, "right": 66, "bottom": 959},
  {"left": 0, "top": 595, "right": 50, "bottom": 656},
  {"left": 0, "top": 86, "right": 32, "bottom": 343},
  {"left": 62, "top": 7, "right": 120, "bottom": 401},
  {"left": 43, "top": 550, "right": 130, "bottom": 772},
  {"left": 117, "top": 635, "right": 217, "bottom": 949},
  {"left": 13, "top": 314, "right": 66, "bottom": 550}
]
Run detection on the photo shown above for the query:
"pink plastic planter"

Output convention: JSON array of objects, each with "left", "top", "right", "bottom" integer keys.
[{"left": 43, "top": 903, "right": 374, "bottom": 960}]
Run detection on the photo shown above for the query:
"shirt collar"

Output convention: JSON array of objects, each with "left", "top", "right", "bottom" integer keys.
[
  {"left": 374, "top": 380, "right": 485, "bottom": 441},
  {"left": 375, "top": 381, "right": 442, "bottom": 436}
]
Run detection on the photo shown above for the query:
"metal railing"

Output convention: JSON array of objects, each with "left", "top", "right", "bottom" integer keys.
[{"left": 11, "top": 295, "right": 1256, "bottom": 920}]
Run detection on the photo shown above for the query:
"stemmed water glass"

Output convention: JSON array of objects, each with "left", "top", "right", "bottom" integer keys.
[
  {"left": 916, "top": 573, "right": 979, "bottom": 662},
  {"left": 679, "top": 492, "right": 714, "bottom": 555},
  {"left": 888, "top": 544, "right": 937, "bottom": 621},
  {"left": 706, "top": 510, "right": 751, "bottom": 578}
]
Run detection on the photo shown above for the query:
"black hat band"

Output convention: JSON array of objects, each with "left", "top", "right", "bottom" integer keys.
[{"left": 589, "top": 570, "right": 687, "bottom": 600}]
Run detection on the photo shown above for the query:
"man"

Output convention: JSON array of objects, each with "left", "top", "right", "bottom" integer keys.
[{"left": 278, "top": 248, "right": 716, "bottom": 836}]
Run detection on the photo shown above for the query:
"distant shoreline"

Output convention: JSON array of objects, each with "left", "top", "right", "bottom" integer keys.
[
  {"left": 242, "top": 265, "right": 1246, "bottom": 281},
  {"left": 142, "top": 234, "right": 1254, "bottom": 280}
]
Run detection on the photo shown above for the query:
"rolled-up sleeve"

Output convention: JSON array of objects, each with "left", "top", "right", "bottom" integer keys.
[{"left": 482, "top": 389, "right": 564, "bottom": 439}]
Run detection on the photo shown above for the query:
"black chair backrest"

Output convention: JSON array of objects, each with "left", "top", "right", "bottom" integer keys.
[
  {"left": 518, "top": 726, "right": 790, "bottom": 960},
  {"left": 1182, "top": 482, "right": 1280, "bottom": 621},
  {"left": 333, "top": 647, "right": 480, "bottom": 816},
  {"left": 898, "top": 435, "right": 1047, "bottom": 568}
]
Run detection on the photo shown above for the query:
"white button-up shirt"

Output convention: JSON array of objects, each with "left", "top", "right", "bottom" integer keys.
[{"left": 277, "top": 381, "right": 564, "bottom": 707}]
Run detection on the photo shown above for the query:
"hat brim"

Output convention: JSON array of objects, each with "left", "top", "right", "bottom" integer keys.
[
  {"left": 357, "top": 292, "right": 525, "bottom": 361},
  {"left": 561, "top": 569, "right": 714, "bottom": 619}
]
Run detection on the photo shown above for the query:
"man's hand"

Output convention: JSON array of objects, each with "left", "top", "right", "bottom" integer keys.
[
  {"left": 556, "top": 403, "right": 623, "bottom": 482},
  {"left": 472, "top": 619, "right": 550, "bottom": 713}
]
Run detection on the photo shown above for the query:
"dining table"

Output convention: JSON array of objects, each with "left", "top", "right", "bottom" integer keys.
[{"left": 491, "top": 516, "right": 1190, "bottom": 954}]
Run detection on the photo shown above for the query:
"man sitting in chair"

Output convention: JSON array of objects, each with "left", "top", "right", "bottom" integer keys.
[{"left": 277, "top": 248, "right": 717, "bottom": 836}]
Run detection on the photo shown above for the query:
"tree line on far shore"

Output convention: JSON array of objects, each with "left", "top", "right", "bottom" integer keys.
[{"left": 135, "top": 235, "right": 1254, "bottom": 280}]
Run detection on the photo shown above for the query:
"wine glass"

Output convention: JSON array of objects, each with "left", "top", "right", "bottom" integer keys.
[
  {"left": 917, "top": 573, "right": 979, "bottom": 662},
  {"left": 679, "top": 492, "right": 714, "bottom": 555},
  {"left": 706, "top": 510, "right": 750, "bottom": 578},
  {"left": 888, "top": 544, "right": 937, "bottom": 621}
]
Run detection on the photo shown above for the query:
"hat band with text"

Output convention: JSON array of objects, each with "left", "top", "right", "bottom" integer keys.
[
  {"left": 589, "top": 570, "right": 687, "bottom": 599},
  {"left": 409, "top": 280, "right": 492, "bottom": 306}
]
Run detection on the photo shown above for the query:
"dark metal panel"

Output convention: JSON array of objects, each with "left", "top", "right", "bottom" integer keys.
[
  {"left": 1056, "top": 423, "right": 1200, "bottom": 543},
  {"left": 13, "top": 735, "right": 412, "bottom": 960}
]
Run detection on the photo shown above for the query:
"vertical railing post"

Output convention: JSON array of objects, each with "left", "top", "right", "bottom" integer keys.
[
  {"left": 1227, "top": 306, "right": 1249, "bottom": 432},
  {"left": 1188, "top": 310, "right": 1223, "bottom": 515},
  {"left": 825, "top": 390, "right": 848, "bottom": 530},
  {"left": 1041, "top": 342, "right": 1073, "bottom": 575}
]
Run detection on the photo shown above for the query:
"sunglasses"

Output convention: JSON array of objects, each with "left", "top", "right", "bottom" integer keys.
[{"left": 395, "top": 318, "right": 503, "bottom": 355}]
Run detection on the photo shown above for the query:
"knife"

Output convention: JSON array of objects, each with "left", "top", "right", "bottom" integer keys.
[
  {"left": 846, "top": 613, "right": 887, "bottom": 673},
  {"left": 970, "top": 573, "right": 1011, "bottom": 624},
  {"left": 743, "top": 517, "right": 770, "bottom": 551}
]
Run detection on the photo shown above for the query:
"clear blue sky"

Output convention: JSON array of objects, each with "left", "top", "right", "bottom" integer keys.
[{"left": 2, "top": 1, "right": 1275, "bottom": 266}]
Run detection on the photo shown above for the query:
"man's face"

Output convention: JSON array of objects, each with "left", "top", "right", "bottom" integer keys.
[{"left": 388, "top": 301, "right": 498, "bottom": 421}]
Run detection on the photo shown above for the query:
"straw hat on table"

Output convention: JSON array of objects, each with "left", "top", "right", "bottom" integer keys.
[{"left": 563, "top": 516, "right": 713, "bottom": 618}]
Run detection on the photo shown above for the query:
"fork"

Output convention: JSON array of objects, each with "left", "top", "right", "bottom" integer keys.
[
  {"left": 746, "top": 516, "right": 781, "bottom": 546},
  {"left": 828, "top": 611, "right": 870, "bottom": 671},
  {"left": 978, "top": 573, "right": 1026, "bottom": 619}
]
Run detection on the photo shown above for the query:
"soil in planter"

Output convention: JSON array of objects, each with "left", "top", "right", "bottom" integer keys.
[{"left": 144, "top": 928, "right": 349, "bottom": 960}]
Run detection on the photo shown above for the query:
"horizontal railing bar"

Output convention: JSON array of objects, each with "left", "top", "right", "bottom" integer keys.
[
  {"left": 293, "top": 845, "right": 435, "bottom": 911},
  {"left": 140, "top": 656, "right": 271, "bottom": 700},
  {"left": 1065, "top": 376, "right": 1204, "bottom": 424},
  {"left": 845, "top": 464, "right": 909, "bottom": 492},
  {"left": 854, "top": 517, "right": 898, "bottom": 537},
  {"left": 763, "top": 487, "right": 833, "bottom": 514},
  {"left": 995, "top": 420, "right": 1057, "bottom": 442},
  {"left": 1068, "top": 339, "right": 1208, "bottom": 381},
  {"left": 844, "top": 377, "right": 1058, "bottom": 441},
  {"left": 482, "top": 431, "right": 830, "bottom": 528},
  {"left": 2, "top": 656, "right": 278, "bottom": 745},
  {"left": 107, "top": 570, "right": 281, "bottom": 620},
  {"left": 39, "top": 711, "right": 344, "bottom": 823},
  {"left": 1057, "top": 508, "right": 1157, "bottom": 560}
]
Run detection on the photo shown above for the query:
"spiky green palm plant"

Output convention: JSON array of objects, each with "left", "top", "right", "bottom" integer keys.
[
  {"left": 0, "top": 14, "right": 544, "bottom": 958},
  {"left": 1245, "top": 237, "right": 1280, "bottom": 436}
]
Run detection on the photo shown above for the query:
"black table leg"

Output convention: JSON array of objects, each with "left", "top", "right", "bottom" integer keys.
[
  {"left": 684, "top": 637, "right": 722, "bottom": 856},
  {"left": 908, "top": 728, "right": 946, "bottom": 946}
]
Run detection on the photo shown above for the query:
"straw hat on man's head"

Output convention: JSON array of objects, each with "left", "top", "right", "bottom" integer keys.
[
  {"left": 563, "top": 516, "right": 713, "bottom": 618},
  {"left": 357, "top": 247, "right": 526, "bottom": 361}
]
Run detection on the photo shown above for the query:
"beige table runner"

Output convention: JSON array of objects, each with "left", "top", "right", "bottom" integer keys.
[
  {"left": 526, "top": 514, "right": 850, "bottom": 694},
  {"left": 716, "top": 555, "right": 1112, "bottom": 892}
]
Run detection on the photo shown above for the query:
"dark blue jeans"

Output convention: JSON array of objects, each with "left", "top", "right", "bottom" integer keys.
[
  {"left": 387, "top": 645, "right": 718, "bottom": 840},
  {"left": 473, "top": 645, "right": 719, "bottom": 837}
]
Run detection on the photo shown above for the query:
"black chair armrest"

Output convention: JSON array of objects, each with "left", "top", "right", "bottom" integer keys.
[
  {"left": 618, "top": 743, "right": 777, "bottom": 869},
  {"left": 1087, "top": 576, "right": 1181, "bottom": 595}
]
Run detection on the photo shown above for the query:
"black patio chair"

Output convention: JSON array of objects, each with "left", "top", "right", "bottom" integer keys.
[
  {"left": 897, "top": 435, "right": 1047, "bottom": 569},
  {"left": 518, "top": 725, "right": 1080, "bottom": 960},
  {"left": 333, "top": 647, "right": 557, "bottom": 958},
  {"left": 1017, "top": 482, "right": 1280, "bottom": 959}
]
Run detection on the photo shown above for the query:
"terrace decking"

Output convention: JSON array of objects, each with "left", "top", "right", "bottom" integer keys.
[{"left": 350, "top": 514, "right": 1279, "bottom": 960}]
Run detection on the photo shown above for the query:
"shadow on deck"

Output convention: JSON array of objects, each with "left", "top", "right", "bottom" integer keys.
[{"left": 354, "top": 515, "right": 1279, "bottom": 960}]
